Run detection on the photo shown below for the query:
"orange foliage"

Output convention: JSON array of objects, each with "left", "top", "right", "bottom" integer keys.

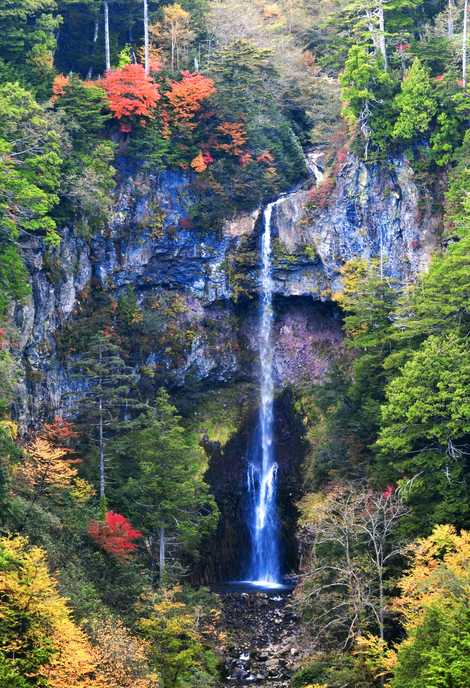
[
  {"left": 190, "top": 151, "right": 213, "bottom": 173},
  {"left": 191, "top": 151, "right": 208, "bottom": 172},
  {"left": 52, "top": 74, "right": 70, "bottom": 102},
  {"left": 166, "top": 71, "right": 215, "bottom": 129},
  {"left": 101, "top": 64, "right": 160, "bottom": 125},
  {"left": 41, "top": 416, "right": 79, "bottom": 446},
  {"left": 239, "top": 151, "right": 253, "bottom": 166},
  {"left": 215, "top": 122, "right": 247, "bottom": 156},
  {"left": 256, "top": 150, "right": 274, "bottom": 164}
]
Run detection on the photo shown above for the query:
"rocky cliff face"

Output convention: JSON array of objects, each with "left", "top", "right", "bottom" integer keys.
[{"left": 12, "top": 154, "right": 441, "bottom": 427}]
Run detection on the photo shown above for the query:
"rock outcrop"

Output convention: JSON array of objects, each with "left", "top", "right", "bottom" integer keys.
[{"left": 12, "top": 155, "right": 442, "bottom": 427}]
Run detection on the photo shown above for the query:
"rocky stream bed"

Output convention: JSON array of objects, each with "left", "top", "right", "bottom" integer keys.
[{"left": 219, "top": 591, "right": 301, "bottom": 688}]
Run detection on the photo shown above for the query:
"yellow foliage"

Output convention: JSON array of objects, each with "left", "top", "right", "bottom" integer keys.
[
  {"left": 354, "top": 633, "right": 397, "bottom": 685},
  {"left": 91, "top": 617, "right": 157, "bottom": 688},
  {"left": 393, "top": 524, "right": 470, "bottom": 629},
  {"left": 14, "top": 436, "right": 78, "bottom": 496},
  {"left": 333, "top": 258, "right": 369, "bottom": 306},
  {"left": 0, "top": 419, "right": 18, "bottom": 438},
  {"left": 0, "top": 536, "right": 103, "bottom": 687},
  {"left": 70, "top": 476, "right": 96, "bottom": 503}
]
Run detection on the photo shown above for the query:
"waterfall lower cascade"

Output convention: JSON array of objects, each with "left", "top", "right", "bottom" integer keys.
[{"left": 246, "top": 200, "right": 282, "bottom": 588}]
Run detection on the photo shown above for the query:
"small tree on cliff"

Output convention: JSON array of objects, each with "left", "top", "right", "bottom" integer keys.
[{"left": 70, "top": 330, "right": 139, "bottom": 503}]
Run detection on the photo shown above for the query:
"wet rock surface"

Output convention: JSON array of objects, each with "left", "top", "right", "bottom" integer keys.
[
  {"left": 12, "top": 155, "right": 441, "bottom": 428},
  {"left": 219, "top": 592, "right": 301, "bottom": 688}
]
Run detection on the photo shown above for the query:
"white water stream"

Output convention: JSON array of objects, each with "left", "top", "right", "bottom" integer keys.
[{"left": 246, "top": 200, "right": 282, "bottom": 588}]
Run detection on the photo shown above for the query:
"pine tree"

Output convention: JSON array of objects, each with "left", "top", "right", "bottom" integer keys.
[
  {"left": 376, "top": 333, "right": 470, "bottom": 530},
  {"left": 117, "top": 389, "right": 218, "bottom": 584},
  {"left": 392, "top": 58, "right": 436, "bottom": 141},
  {"left": 70, "top": 329, "right": 140, "bottom": 502}
]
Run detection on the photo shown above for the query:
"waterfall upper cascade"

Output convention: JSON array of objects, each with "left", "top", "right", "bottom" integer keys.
[{"left": 245, "top": 199, "right": 283, "bottom": 588}]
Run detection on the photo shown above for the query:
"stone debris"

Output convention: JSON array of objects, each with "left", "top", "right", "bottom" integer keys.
[{"left": 218, "top": 591, "right": 301, "bottom": 688}]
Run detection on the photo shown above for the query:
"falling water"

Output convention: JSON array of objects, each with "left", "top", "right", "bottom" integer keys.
[{"left": 246, "top": 200, "right": 281, "bottom": 587}]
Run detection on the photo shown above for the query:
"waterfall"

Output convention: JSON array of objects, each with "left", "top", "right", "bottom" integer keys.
[{"left": 246, "top": 200, "right": 281, "bottom": 587}]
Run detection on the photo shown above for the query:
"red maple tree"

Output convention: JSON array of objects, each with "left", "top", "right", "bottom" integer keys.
[
  {"left": 101, "top": 64, "right": 160, "bottom": 127},
  {"left": 41, "top": 417, "right": 79, "bottom": 446},
  {"left": 166, "top": 71, "right": 216, "bottom": 130},
  {"left": 88, "top": 511, "right": 143, "bottom": 560}
]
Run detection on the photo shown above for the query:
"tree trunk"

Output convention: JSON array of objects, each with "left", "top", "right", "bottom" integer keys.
[
  {"left": 378, "top": 2, "right": 388, "bottom": 71},
  {"left": 104, "top": 0, "right": 111, "bottom": 71},
  {"left": 463, "top": 0, "right": 468, "bottom": 88},
  {"left": 99, "top": 396, "right": 105, "bottom": 499},
  {"left": 159, "top": 526, "right": 166, "bottom": 584},
  {"left": 87, "top": 17, "right": 100, "bottom": 79},
  {"left": 365, "top": 10, "right": 380, "bottom": 55},
  {"left": 448, "top": 0, "right": 454, "bottom": 37},
  {"left": 171, "top": 26, "right": 176, "bottom": 73},
  {"left": 143, "top": 0, "right": 149, "bottom": 73}
]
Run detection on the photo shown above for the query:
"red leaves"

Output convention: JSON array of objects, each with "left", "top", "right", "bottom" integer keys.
[
  {"left": 166, "top": 71, "right": 215, "bottom": 129},
  {"left": 88, "top": 511, "right": 142, "bottom": 560},
  {"left": 101, "top": 64, "right": 160, "bottom": 125},
  {"left": 308, "top": 175, "right": 336, "bottom": 208},
  {"left": 42, "top": 417, "right": 79, "bottom": 446}
]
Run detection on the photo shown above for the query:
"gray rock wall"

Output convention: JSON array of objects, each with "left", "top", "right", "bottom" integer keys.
[{"left": 11, "top": 156, "right": 442, "bottom": 427}]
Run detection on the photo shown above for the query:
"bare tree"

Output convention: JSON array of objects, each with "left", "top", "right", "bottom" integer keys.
[
  {"left": 87, "top": 15, "right": 100, "bottom": 79},
  {"left": 296, "top": 483, "right": 407, "bottom": 648}
]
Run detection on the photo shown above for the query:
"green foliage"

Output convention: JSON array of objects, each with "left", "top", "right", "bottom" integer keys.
[
  {"left": 292, "top": 653, "right": 370, "bottom": 688},
  {"left": 54, "top": 76, "right": 110, "bottom": 145},
  {"left": 377, "top": 333, "right": 470, "bottom": 529},
  {"left": 0, "top": 82, "right": 61, "bottom": 239},
  {"left": 140, "top": 586, "right": 219, "bottom": 688},
  {"left": 392, "top": 58, "right": 436, "bottom": 141},
  {"left": 392, "top": 602, "right": 470, "bottom": 688},
  {"left": 115, "top": 389, "right": 218, "bottom": 579},
  {"left": 0, "top": 81, "right": 62, "bottom": 313},
  {"left": 340, "top": 44, "right": 395, "bottom": 155},
  {"left": 70, "top": 330, "right": 141, "bottom": 497},
  {"left": 340, "top": 45, "right": 391, "bottom": 126},
  {"left": 444, "top": 130, "right": 470, "bottom": 236},
  {"left": 0, "top": 0, "right": 60, "bottom": 95},
  {"left": 62, "top": 140, "right": 116, "bottom": 235}
]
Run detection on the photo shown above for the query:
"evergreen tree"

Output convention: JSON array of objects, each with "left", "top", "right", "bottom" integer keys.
[
  {"left": 340, "top": 44, "right": 394, "bottom": 156},
  {"left": 392, "top": 57, "right": 436, "bottom": 141},
  {"left": 70, "top": 330, "right": 140, "bottom": 502},
  {"left": 54, "top": 76, "right": 111, "bottom": 146},
  {"left": 118, "top": 389, "right": 218, "bottom": 583},
  {"left": 377, "top": 333, "right": 470, "bottom": 531},
  {"left": 0, "top": 0, "right": 60, "bottom": 95}
]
